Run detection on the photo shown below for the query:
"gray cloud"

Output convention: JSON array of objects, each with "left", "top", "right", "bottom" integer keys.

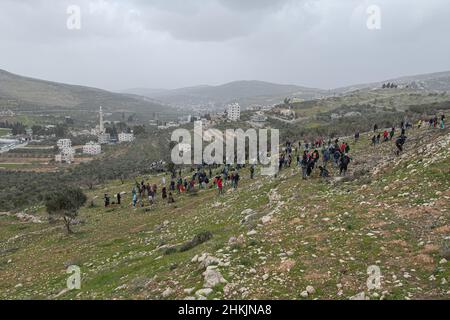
[{"left": 0, "top": 0, "right": 449, "bottom": 91}]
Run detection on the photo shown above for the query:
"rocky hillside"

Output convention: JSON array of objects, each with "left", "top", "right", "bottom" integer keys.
[{"left": 0, "top": 126, "right": 449, "bottom": 300}]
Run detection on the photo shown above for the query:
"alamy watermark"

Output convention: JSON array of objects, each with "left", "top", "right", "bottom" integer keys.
[
  {"left": 366, "top": 265, "right": 382, "bottom": 290},
  {"left": 66, "top": 5, "right": 81, "bottom": 30},
  {"left": 366, "top": 5, "right": 382, "bottom": 30},
  {"left": 67, "top": 4, "right": 382, "bottom": 32},
  {"left": 171, "top": 121, "right": 280, "bottom": 176},
  {"left": 66, "top": 265, "right": 81, "bottom": 290}
]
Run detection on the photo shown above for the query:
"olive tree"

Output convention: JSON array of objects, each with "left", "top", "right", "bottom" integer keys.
[{"left": 45, "top": 187, "right": 87, "bottom": 234}]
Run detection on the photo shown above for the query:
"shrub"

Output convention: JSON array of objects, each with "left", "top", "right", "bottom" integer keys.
[{"left": 44, "top": 187, "right": 87, "bottom": 234}]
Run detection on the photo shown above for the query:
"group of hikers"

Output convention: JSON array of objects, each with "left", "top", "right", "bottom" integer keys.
[
  {"left": 102, "top": 113, "right": 445, "bottom": 209},
  {"left": 421, "top": 114, "right": 446, "bottom": 129},
  {"left": 106, "top": 164, "right": 244, "bottom": 208},
  {"left": 172, "top": 166, "right": 241, "bottom": 196},
  {"left": 129, "top": 179, "right": 176, "bottom": 208},
  {"left": 371, "top": 124, "right": 407, "bottom": 154},
  {"left": 371, "top": 113, "right": 445, "bottom": 156},
  {"left": 277, "top": 138, "right": 352, "bottom": 180}
]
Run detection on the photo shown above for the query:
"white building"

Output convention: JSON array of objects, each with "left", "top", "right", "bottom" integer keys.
[
  {"left": 227, "top": 103, "right": 241, "bottom": 121},
  {"left": 178, "top": 115, "right": 192, "bottom": 125},
  {"left": 55, "top": 147, "right": 75, "bottom": 163},
  {"left": 166, "top": 121, "right": 180, "bottom": 128},
  {"left": 118, "top": 132, "right": 135, "bottom": 143},
  {"left": 57, "top": 139, "right": 72, "bottom": 150},
  {"left": 250, "top": 112, "right": 267, "bottom": 123},
  {"left": 157, "top": 122, "right": 180, "bottom": 130},
  {"left": 98, "top": 133, "right": 111, "bottom": 145},
  {"left": 83, "top": 141, "right": 101, "bottom": 155},
  {"left": 0, "top": 109, "right": 15, "bottom": 117}
]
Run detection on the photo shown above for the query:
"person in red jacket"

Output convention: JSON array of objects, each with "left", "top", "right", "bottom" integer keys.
[
  {"left": 340, "top": 142, "right": 346, "bottom": 153},
  {"left": 217, "top": 176, "right": 223, "bottom": 195}
]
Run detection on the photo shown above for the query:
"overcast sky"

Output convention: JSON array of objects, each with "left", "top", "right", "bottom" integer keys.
[{"left": 0, "top": 0, "right": 449, "bottom": 91}]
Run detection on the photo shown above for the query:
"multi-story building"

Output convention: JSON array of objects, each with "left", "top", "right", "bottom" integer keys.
[
  {"left": 98, "top": 133, "right": 111, "bottom": 145},
  {"left": 57, "top": 139, "right": 72, "bottom": 150},
  {"left": 227, "top": 103, "right": 241, "bottom": 121},
  {"left": 82, "top": 141, "right": 101, "bottom": 155},
  {"left": 55, "top": 147, "right": 75, "bottom": 163},
  {"left": 118, "top": 132, "right": 135, "bottom": 143}
]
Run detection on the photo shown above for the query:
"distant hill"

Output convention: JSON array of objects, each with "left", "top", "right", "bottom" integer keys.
[
  {"left": 125, "top": 71, "right": 450, "bottom": 110},
  {"left": 0, "top": 69, "right": 172, "bottom": 114},
  {"left": 123, "top": 80, "right": 326, "bottom": 109},
  {"left": 335, "top": 71, "right": 450, "bottom": 94}
]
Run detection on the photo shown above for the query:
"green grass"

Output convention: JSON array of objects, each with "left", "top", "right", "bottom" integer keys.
[
  {"left": 0, "top": 128, "right": 11, "bottom": 137},
  {"left": 0, "top": 163, "right": 35, "bottom": 169}
]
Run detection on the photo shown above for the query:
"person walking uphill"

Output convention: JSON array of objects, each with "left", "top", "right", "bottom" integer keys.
[
  {"left": 339, "top": 154, "right": 351, "bottom": 176},
  {"left": 104, "top": 194, "right": 110, "bottom": 207},
  {"left": 233, "top": 171, "right": 240, "bottom": 189},
  {"left": 389, "top": 127, "right": 395, "bottom": 140},
  {"left": 132, "top": 187, "right": 137, "bottom": 208},
  {"left": 395, "top": 134, "right": 407, "bottom": 156},
  {"left": 371, "top": 135, "right": 377, "bottom": 146},
  {"left": 217, "top": 176, "right": 224, "bottom": 195},
  {"left": 301, "top": 151, "right": 309, "bottom": 179},
  {"left": 333, "top": 149, "right": 341, "bottom": 167}
]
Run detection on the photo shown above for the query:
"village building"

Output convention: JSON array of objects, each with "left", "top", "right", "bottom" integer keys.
[
  {"left": 55, "top": 138, "right": 75, "bottom": 163},
  {"left": 57, "top": 139, "right": 72, "bottom": 149},
  {"left": 0, "top": 109, "right": 15, "bottom": 117},
  {"left": 227, "top": 103, "right": 241, "bottom": 121},
  {"left": 98, "top": 133, "right": 111, "bottom": 145},
  {"left": 158, "top": 121, "right": 180, "bottom": 130},
  {"left": 118, "top": 132, "right": 135, "bottom": 143},
  {"left": 250, "top": 112, "right": 267, "bottom": 123},
  {"left": 82, "top": 141, "right": 101, "bottom": 155},
  {"left": 55, "top": 146, "right": 75, "bottom": 163}
]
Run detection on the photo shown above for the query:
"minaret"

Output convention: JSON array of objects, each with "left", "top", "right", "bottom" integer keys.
[{"left": 99, "top": 106, "right": 104, "bottom": 134}]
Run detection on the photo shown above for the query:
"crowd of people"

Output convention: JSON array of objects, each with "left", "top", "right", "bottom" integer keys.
[
  {"left": 276, "top": 138, "right": 352, "bottom": 180},
  {"left": 101, "top": 113, "right": 446, "bottom": 209}
]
